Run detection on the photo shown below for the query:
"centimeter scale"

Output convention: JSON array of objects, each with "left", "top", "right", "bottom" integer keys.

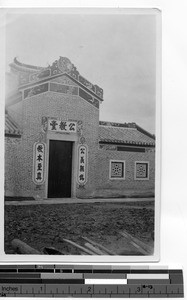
[{"left": 0, "top": 265, "right": 184, "bottom": 298}]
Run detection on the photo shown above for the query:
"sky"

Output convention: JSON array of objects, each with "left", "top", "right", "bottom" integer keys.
[{"left": 5, "top": 9, "right": 157, "bottom": 133}]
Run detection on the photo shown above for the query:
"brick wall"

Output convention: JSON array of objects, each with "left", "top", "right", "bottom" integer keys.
[
  {"left": 5, "top": 75, "right": 155, "bottom": 199},
  {"left": 5, "top": 137, "right": 22, "bottom": 196},
  {"left": 6, "top": 87, "right": 100, "bottom": 198},
  {"left": 93, "top": 148, "right": 155, "bottom": 198}
]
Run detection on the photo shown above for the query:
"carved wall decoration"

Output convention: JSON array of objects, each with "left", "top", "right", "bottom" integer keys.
[
  {"left": 69, "top": 66, "right": 79, "bottom": 80},
  {"left": 79, "top": 75, "right": 96, "bottom": 92},
  {"left": 79, "top": 136, "right": 86, "bottom": 144},
  {"left": 50, "top": 82, "right": 78, "bottom": 95},
  {"left": 29, "top": 69, "right": 51, "bottom": 82},
  {"left": 77, "top": 120, "right": 83, "bottom": 136},
  {"left": 38, "top": 132, "right": 46, "bottom": 142},
  {"left": 79, "top": 88, "right": 99, "bottom": 109},
  {"left": 41, "top": 117, "right": 48, "bottom": 133},
  {"left": 95, "top": 85, "right": 103, "bottom": 99},
  {"left": 24, "top": 83, "right": 48, "bottom": 99}
]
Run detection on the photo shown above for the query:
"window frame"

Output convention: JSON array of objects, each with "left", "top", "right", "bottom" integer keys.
[
  {"left": 134, "top": 161, "right": 150, "bottom": 180},
  {"left": 109, "top": 160, "right": 126, "bottom": 180}
]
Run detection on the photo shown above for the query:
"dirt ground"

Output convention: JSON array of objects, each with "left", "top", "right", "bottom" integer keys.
[{"left": 4, "top": 201, "right": 154, "bottom": 255}]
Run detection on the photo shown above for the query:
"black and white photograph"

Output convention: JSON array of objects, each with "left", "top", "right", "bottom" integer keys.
[{"left": 3, "top": 8, "right": 161, "bottom": 260}]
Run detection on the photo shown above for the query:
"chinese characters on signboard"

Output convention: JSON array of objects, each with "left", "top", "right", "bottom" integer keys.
[
  {"left": 48, "top": 119, "right": 77, "bottom": 133},
  {"left": 33, "top": 142, "right": 46, "bottom": 184},
  {"left": 77, "top": 145, "right": 88, "bottom": 185}
]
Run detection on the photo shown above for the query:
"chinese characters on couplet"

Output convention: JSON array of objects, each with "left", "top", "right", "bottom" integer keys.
[
  {"left": 33, "top": 142, "right": 46, "bottom": 184},
  {"left": 77, "top": 145, "right": 88, "bottom": 185},
  {"left": 48, "top": 119, "right": 77, "bottom": 133}
]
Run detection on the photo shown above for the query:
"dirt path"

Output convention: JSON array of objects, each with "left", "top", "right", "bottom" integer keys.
[{"left": 5, "top": 202, "right": 154, "bottom": 255}]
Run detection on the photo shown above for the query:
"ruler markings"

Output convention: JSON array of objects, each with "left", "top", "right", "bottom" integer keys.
[
  {"left": 0, "top": 279, "right": 41, "bottom": 284},
  {"left": 112, "top": 270, "right": 131, "bottom": 274},
  {"left": 127, "top": 279, "right": 171, "bottom": 284},
  {"left": 127, "top": 274, "right": 169, "bottom": 279},
  {"left": 73, "top": 265, "right": 91, "bottom": 269},
  {"left": 93, "top": 269, "right": 111, "bottom": 273},
  {"left": 41, "top": 265, "right": 54, "bottom": 269},
  {"left": 0, "top": 274, "right": 41, "bottom": 278},
  {"left": 55, "top": 269, "right": 72, "bottom": 273},
  {"left": 130, "top": 270, "right": 167, "bottom": 274},
  {"left": 18, "top": 265, "right": 35, "bottom": 269},
  {"left": 55, "top": 265, "right": 74, "bottom": 269},
  {"left": 0, "top": 265, "right": 175, "bottom": 271},
  {"left": 1, "top": 265, "right": 182, "bottom": 274},
  {"left": 18, "top": 269, "right": 54, "bottom": 273},
  {"left": 167, "top": 284, "right": 184, "bottom": 294},
  {"left": 0, "top": 265, "right": 184, "bottom": 298},
  {"left": 84, "top": 274, "right": 127, "bottom": 279},
  {"left": 74, "top": 269, "right": 92, "bottom": 273},
  {"left": 0, "top": 279, "right": 86, "bottom": 284},
  {"left": 0, "top": 269, "right": 17, "bottom": 273},
  {"left": 169, "top": 270, "right": 183, "bottom": 274},
  {"left": 93, "top": 266, "right": 109, "bottom": 270},
  {"left": 41, "top": 273, "right": 83, "bottom": 279},
  {"left": 85, "top": 279, "right": 127, "bottom": 285},
  {"left": 170, "top": 275, "right": 183, "bottom": 284},
  {"left": 17, "top": 269, "right": 35, "bottom": 273}
]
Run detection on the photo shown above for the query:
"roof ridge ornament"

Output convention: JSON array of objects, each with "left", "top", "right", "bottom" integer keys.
[
  {"left": 12, "top": 57, "right": 44, "bottom": 71},
  {"left": 57, "top": 57, "right": 73, "bottom": 73},
  {"left": 10, "top": 56, "right": 104, "bottom": 100},
  {"left": 99, "top": 121, "right": 137, "bottom": 128}
]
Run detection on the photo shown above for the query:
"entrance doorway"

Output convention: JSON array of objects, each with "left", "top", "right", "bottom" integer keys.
[{"left": 48, "top": 140, "right": 73, "bottom": 198}]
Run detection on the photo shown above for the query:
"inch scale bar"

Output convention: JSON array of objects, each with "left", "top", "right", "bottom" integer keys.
[{"left": 0, "top": 265, "right": 184, "bottom": 298}]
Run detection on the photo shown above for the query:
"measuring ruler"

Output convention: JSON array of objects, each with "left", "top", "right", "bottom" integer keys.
[{"left": 0, "top": 265, "right": 184, "bottom": 297}]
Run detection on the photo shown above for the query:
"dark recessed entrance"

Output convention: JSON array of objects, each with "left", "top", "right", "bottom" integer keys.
[{"left": 48, "top": 140, "right": 73, "bottom": 198}]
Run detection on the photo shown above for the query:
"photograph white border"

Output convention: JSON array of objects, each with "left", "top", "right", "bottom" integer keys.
[{"left": 0, "top": 6, "right": 161, "bottom": 263}]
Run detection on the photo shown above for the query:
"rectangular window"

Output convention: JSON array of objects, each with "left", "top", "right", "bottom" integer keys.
[
  {"left": 109, "top": 160, "right": 125, "bottom": 180},
  {"left": 135, "top": 161, "right": 149, "bottom": 180}
]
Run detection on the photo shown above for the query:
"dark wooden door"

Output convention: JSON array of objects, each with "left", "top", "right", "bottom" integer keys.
[{"left": 48, "top": 140, "right": 73, "bottom": 198}]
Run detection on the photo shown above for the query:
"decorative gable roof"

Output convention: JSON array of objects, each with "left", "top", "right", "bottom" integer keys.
[
  {"left": 99, "top": 121, "right": 155, "bottom": 146},
  {"left": 5, "top": 113, "right": 21, "bottom": 137},
  {"left": 9, "top": 57, "right": 104, "bottom": 101}
]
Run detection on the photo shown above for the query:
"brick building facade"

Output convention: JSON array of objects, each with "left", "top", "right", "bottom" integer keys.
[{"left": 5, "top": 57, "right": 155, "bottom": 199}]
